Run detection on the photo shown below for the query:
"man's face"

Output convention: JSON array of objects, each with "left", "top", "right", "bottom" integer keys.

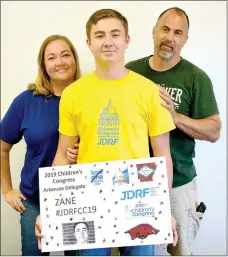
[
  {"left": 74, "top": 223, "right": 89, "bottom": 243},
  {"left": 87, "top": 18, "right": 130, "bottom": 64},
  {"left": 153, "top": 10, "right": 188, "bottom": 59}
]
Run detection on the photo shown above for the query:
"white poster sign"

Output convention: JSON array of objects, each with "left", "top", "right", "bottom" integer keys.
[{"left": 39, "top": 157, "right": 173, "bottom": 252}]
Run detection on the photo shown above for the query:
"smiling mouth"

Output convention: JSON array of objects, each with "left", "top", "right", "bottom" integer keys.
[
  {"left": 56, "top": 68, "right": 68, "bottom": 72},
  {"left": 161, "top": 45, "right": 173, "bottom": 50}
]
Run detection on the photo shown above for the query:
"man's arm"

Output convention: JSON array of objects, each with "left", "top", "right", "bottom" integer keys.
[
  {"left": 173, "top": 113, "right": 221, "bottom": 143},
  {"left": 159, "top": 86, "right": 221, "bottom": 143},
  {"left": 52, "top": 134, "right": 79, "bottom": 166},
  {"left": 150, "top": 132, "right": 173, "bottom": 189}
]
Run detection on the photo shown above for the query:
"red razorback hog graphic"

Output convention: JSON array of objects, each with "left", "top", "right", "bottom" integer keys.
[{"left": 125, "top": 223, "right": 160, "bottom": 240}]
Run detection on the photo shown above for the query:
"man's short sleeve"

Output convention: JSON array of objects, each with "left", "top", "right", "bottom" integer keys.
[
  {"left": 59, "top": 89, "right": 78, "bottom": 136},
  {"left": 148, "top": 86, "right": 176, "bottom": 137},
  {"left": 0, "top": 95, "right": 24, "bottom": 144},
  {"left": 191, "top": 69, "right": 219, "bottom": 119}
]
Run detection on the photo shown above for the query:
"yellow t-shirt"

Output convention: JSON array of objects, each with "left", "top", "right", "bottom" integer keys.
[{"left": 59, "top": 71, "right": 175, "bottom": 164}]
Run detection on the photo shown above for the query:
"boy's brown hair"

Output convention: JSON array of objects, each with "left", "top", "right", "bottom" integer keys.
[{"left": 86, "top": 9, "right": 129, "bottom": 40}]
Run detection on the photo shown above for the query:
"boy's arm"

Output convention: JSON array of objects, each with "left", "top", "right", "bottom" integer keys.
[
  {"left": 52, "top": 134, "right": 79, "bottom": 166},
  {"left": 149, "top": 132, "right": 173, "bottom": 189}
]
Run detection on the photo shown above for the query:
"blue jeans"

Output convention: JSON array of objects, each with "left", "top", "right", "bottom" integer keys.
[
  {"left": 20, "top": 198, "right": 78, "bottom": 256},
  {"left": 81, "top": 245, "right": 155, "bottom": 256}
]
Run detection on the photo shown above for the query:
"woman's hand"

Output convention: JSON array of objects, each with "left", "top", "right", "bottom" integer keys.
[{"left": 3, "top": 189, "right": 26, "bottom": 213}]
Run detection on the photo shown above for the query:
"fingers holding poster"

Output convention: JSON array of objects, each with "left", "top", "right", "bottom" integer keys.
[{"left": 39, "top": 157, "right": 173, "bottom": 252}]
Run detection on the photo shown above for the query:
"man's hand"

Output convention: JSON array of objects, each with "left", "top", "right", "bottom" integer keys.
[
  {"left": 66, "top": 143, "right": 79, "bottom": 164},
  {"left": 2, "top": 189, "right": 26, "bottom": 213},
  {"left": 159, "top": 86, "right": 176, "bottom": 119},
  {"left": 158, "top": 215, "right": 178, "bottom": 248},
  {"left": 35, "top": 215, "right": 44, "bottom": 249}
]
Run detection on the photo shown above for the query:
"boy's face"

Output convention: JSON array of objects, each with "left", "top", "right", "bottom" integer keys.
[
  {"left": 74, "top": 223, "right": 89, "bottom": 243},
  {"left": 87, "top": 18, "right": 130, "bottom": 64}
]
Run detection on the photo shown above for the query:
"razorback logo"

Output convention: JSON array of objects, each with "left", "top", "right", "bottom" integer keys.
[{"left": 125, "top": 223, "right": 160, "bottom": 240}]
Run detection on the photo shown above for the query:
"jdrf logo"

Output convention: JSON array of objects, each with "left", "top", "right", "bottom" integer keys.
[
  {"left": 97, "top": 138, "right": 119, "bottom": 145},
  {"left": 120, "top": 188, "right": 150, "bottom": 201}
]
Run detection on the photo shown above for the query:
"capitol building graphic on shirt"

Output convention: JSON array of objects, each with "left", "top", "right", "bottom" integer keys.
[
  {"left": 97, "top": 99, "right": 120, "bottom": 145},
  {"left": 98, "top": 99, "right": 119, "bottom": 126}
]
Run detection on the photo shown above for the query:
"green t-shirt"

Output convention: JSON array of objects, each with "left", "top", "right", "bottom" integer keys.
[{"left": 126, "top": 55, "right": 219, "bottom": 188}]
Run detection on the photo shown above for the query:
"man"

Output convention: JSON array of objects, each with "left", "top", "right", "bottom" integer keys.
[
  {"left": 125, "top": 7, "right": 221, "bottom": 256},
  {"left": 35, "top": 8, "right": 178, "bottom": 256},
  {"left": 74, "top": 222, "right": 89, "bottom": 244}
]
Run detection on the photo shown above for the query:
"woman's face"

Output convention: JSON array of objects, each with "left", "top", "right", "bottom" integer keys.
[{"left": 44, "top": 39, "right": 76, "bottom": 83}]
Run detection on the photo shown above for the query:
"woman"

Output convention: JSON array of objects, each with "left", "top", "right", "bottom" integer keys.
[{"left": 1, "top": 35, "right": 80, "bottom": 256}]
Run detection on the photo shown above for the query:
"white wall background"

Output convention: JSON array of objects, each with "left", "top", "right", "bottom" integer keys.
[{"left": 1, "top": 1, "right": 226, "bottom": 256}]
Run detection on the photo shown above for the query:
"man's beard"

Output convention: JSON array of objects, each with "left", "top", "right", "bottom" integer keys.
[
  {"left": 158, "top": 48, "right": 174, "bottom": 59},
  {"left": 157, "top": 41, "right": 174, "bottom": 59}
]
